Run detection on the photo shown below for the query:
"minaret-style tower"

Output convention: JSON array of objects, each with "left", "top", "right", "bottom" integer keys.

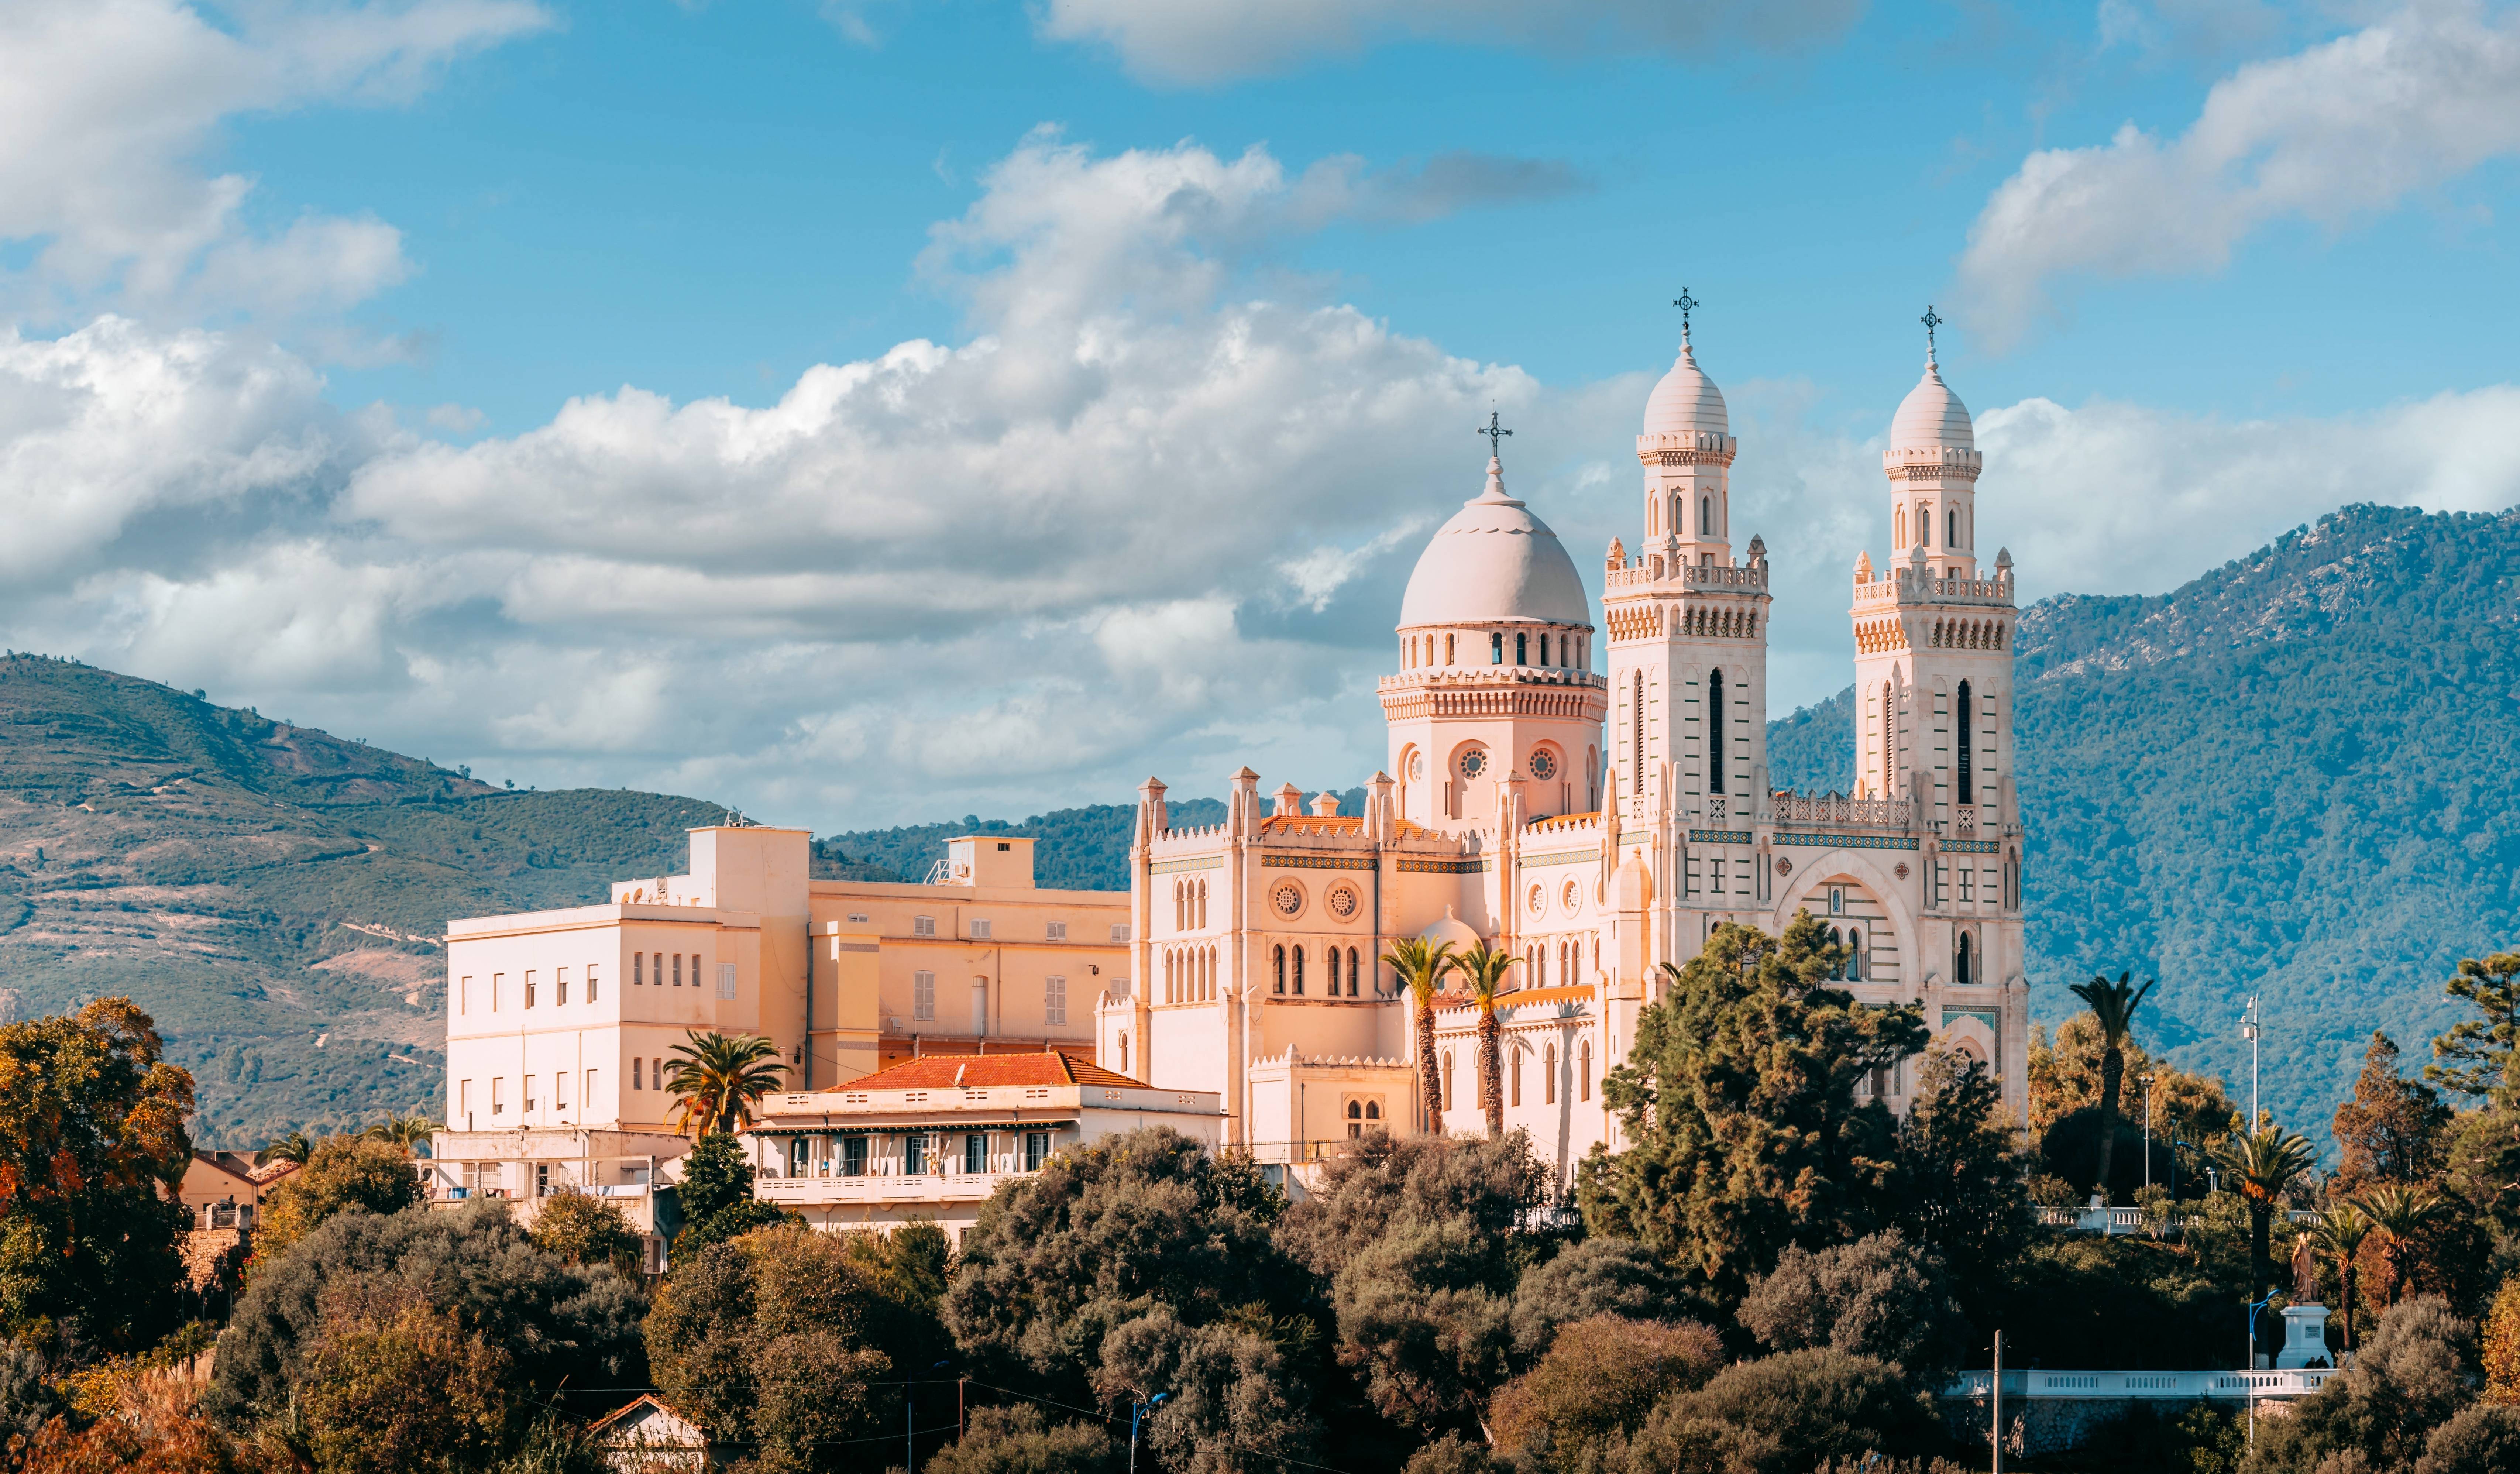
[
  {"left": 1848, "top": 309, "right": 2028, "bottom": 1120},
  {"left": 1605, "top": 304, "right": 1774, "bottom": 946},
  {"left": 1383, "top": 427, "right": 1606, "bottom": 827}
]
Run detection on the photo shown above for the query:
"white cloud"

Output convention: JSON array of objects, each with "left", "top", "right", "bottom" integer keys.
[
  {"left": 1957, "top": 2, "right": 2520, "bottom": 346},
  {"left": 1035, "top": 0, "right": 1863, "bottom": 86},
  {"left": 0, "top": 0, "right": 551, "bottom": 328}
]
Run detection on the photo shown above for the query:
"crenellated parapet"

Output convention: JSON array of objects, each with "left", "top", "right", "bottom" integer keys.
[{"left": 1636, "top": 430, "right": 1738, "bottom": 467}]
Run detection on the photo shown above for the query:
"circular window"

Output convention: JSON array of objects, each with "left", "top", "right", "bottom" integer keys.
[
  {"left": 1326, "top": 884, "right": 1360, "bottom": 921},
  {"left": 1561, "top": 879, "right": 1581, "bottom": 913},
  {"left": 1406, "top": 750, "right": 1425, "bottom": 781},
  {"left": 1530, "top": 748, "right": 1558, "bottom": 780},
  {"left": 1527, "top": 883, "right": 1545, "bottom": 916},
  {"left": 1460, "top": 748, "right": 1488, "bottom": 778},
  {"left": 1271, "top": 882, "right": 1305, "bottom": 918}
]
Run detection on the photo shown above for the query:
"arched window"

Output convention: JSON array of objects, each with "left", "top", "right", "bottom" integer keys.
[
  {"left": 1443, "top": 1052, "right": 1456, "bottom": 1111},
  {"left": 1956, "top": 931, "right": 1973, "bottom": 987},
  {"left": 1324, "top": 947, "right": 1340, "bottom": 996},
  {"left": 1516, "top": 632, "right": 1528, "bottom": 665},
  {"left": 1173, "top": 881, "right": 1183, "bottom": 933},
  {"left": 1118, "top": 1032, "right": 1128, "bottom": 1073},
  {"left": 1538, "top": 633, "right": 1550, "bottom": 666},
  {"left": 1544, "top": 1043, "right": 1558, "bottom": 1104},
  {"left": 1880, "top": 683, "right": 1895, "bottom": 798},
  {"left": 1491, "top": 632, "right": 1504, "bottom": 665},
  {"left": 1955, "top": 680, "right": 1974, "bottom": 806},
  {"left": 1293, "top": 945, "right": 1305, "bottom": 996},
  {"left": 1579, "top": 1040, "right": 1593, "bottom": 1102},
  {"left": 1708, "top": 668, "right": 1726, "bottom": 795},
  {"left": 1632, "top": 673, "right": 1646, "bottom": 794},
  {"left": 1348, "top": 947, "right": 1361, "bottom": 997},
  {"left": 1346, "top": 1100, "right": 1362, "bottom": 1140},
  {"left": 1700, "top": 496, "right": 1712, "bottom": 535},
  {"left": 1273, "top": 945, "right": 1285, "bottom": 994},
  {"left": 1827, "top": 926, "right": 1845, "bottom": 980},
  {"left": 1948, "top": 507, "right": 1959, "bottom": 547},
  {"left": 1920, "top": 504, "right": 1933, "bottom": 546},
  {"left": 1365, "top": 1101, "right": 1380, "bottom": 1120},
  {"left": 1848, "top": 928, "right": 1864, "bottom": 981},
  {"left": 1445, "top": 633, "right": 1456, "bottom": 664},
  {"left": 1510, "top": 1049, "right": 1522, "bottom": 1107}
]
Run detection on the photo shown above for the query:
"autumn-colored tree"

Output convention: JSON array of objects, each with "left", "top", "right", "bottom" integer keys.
[
  {"left": 662, "top": 1031, "right": 787, "bottom": 1137},
  {"left": 2348, "top": 1184, "right": 2447, "bottom": 1308},
  {"left": 528, "top": 1191, "right": 645, "bottom": 1278},
  {"left": 1381, "top": 936, "right": 1457, "bottom": 1134},
  {"left": 2331, "top": 1032, "right": 2453, "bottom": 1192},
  {"left": 253, "top": 1134, "right": 423, "bottom": 1262},
  {"left": 1578, "top": 915, "right": 1923, "bottom": 1303},
  {"left": 0, "top": 998, "right": 195, "bottom": 1351},
  {"left": 2065, "top": 972, "right": 2155, "bottom": 1203},
  {"left": 295, "top": 1297, "right": 520, "bottom": 1474},
  {"left": 2485, "top": 1276, "right": 2520, "bottom": 1406},
  {"left": 1445, "top": 944, "right": 1521, "bottom": 1139},
  {"left": 2427, "top": 951, "right": 2520, "bottom": 1103}
]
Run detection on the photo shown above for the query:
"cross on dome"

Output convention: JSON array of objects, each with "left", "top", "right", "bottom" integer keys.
[
  {"left": 1478, "top": 409, "right": 1512, "bottom": 460},
  {"left": 1673, "top": 288, "right": 1700, "bottom": 346},
  {"left": 1921, "top": 304, "right": 1943, "bottom": 363}
]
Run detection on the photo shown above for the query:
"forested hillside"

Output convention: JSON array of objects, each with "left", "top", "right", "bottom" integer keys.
[{"left": 1768, "top": 504, "right": 2520, "bottom": 1144}]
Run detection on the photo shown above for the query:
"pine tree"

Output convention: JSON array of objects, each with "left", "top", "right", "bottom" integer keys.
[
  {"left": 1576, "top": 913, "right": 1925, "bottom": 1302},
  {"left": 2427, "top": 952, "right": 2520, "bottom": 1103}
]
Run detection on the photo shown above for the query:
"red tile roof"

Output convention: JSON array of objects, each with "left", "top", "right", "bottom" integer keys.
[
  {"left": 1259, "top": 815, "right": 1365, "bottom": 835},
  {"left": 835, "top": 1052, "right": 1154, "bottom": 1092}
]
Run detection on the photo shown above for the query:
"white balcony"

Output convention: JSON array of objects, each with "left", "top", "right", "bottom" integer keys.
[
  {"left": 756, "top": 1170, "right": 1025, "bottom": 1206},
  {"left": 1944, "top": 1368, "right": 2343, "bottom": 1401}
]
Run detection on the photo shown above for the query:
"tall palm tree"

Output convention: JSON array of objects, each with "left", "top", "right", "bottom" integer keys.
[
  {"left": 2308, "top": 1203, "right": 2374, "bottom": 1353},
  {"left": 361, "top": 1115, "right": 441, "bottom": 1157},
  {"left": 2215, "top": 1124, "right": 2318, "bottom": 1319},
  {"left": 663, "top": 1031, "right": 788, "bottom": 1137},
  {"left": 2348, "top": 1183, "right": 2445, "bottom": 1308},
  {"left": 2067, "top": 970, "right": 2156, "bottom": 1202},
  {"left": 1381, "top": 936, "right": 1458, "bottom": 1134},
  {"left": 255, "top": 1129, "right": 312, "bottom": 1167},
  {"left": 1445, "top": 943, "right": 1522, "bottom": 1140}
]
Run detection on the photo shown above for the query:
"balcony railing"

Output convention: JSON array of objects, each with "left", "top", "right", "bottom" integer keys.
[
  {"left": 1943, "top": 1368, "right": 2342, "bottom": 1401},
  {"left": 1770, "top": 791, "right": 1913, "bottom": 829},
  {"left": 756, "top": 1170, "right": 1028, "bottom": 1205}
]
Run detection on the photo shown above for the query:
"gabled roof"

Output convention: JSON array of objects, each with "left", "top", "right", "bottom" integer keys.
[
  {"left": 833, "top": 1052, "right": 1155, "bottom": 1092},
  {"left": 588, "top": 1394, "right": 707, "bottom": 1445}
]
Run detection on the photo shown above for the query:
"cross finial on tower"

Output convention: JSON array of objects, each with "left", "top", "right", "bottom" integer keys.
[
  {"left": 1921, "top": 304, "right": 1943, "bottom": 363},
  {"left": 1673, "top": 288, "right": 1700, "bottom": 346},
  {"left": 1478, "top": 409, "right": 1512, "bottom": 458}
]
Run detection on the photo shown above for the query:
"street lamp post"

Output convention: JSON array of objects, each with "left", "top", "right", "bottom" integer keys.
[
  {"left": 2240, "top": 997, "right": 2262, "bottom": 1130},
  {"left": 1129, "top": 1392, "right": 1168, "bottom": 1474},
  {"left": 2139, "top": 1073, "right": 2155, "bottom": 1192}
]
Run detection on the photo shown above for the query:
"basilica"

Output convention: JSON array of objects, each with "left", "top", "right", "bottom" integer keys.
[{"left": 1101, "top": 322, "right": 2032, "bottom": 1190}]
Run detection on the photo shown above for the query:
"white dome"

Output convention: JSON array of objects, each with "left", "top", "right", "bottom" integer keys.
[
  {"left": 1891, "top": 360, "right": 1974, "bottom": 452},
  {"left": 1397, "top": 458, "right": 1592, "bottom": 628},
  {"left": 1641, "top": 343, "right": 1727, "bottom": 438}
]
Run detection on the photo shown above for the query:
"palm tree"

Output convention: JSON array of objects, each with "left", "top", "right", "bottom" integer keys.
[
  {"left": 2215, "top": 1124, "right": 2318, "bottom": 1320},
  {"left": 1445, "top": 943, "right": 1523, "bottom": 1140},
  {"left": 2067, "top": 970, "right": 2156, "bottom": 1202},
  {"left": 361, "top": 1115, "right": 441, "bottom": 1157},
  {"left": 1381, "top": 936, "right": 1458, "bottom": 1134},
  {"left": 2308, "top": 1203, "right": 2374, "bottom": 1353},
  {"left": 2347, "top": 1183, "right": 2445, "bottom": 1308},
  {"left": 255, "top": 1129, "right": 312, "bottom": 1167},
  {"left": 663, "top": 1030, "right": 788, "bottom": 1137}
]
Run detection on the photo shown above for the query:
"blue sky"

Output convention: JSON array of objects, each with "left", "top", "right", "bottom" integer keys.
[{"left": 2, "top": 0, "right": 2517, "bottom": 828}]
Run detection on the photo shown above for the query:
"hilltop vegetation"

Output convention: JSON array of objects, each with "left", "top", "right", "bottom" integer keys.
[{"left": 1769, "top": 504, "right": 2520, "bottom": 1146}]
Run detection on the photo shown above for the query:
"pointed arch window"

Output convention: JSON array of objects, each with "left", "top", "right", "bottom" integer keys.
[
  {"left": 1848, "top": 928, "right": 1864, "bottom": 982},
  {"left": 1272, "top": 945, "right": 1285, "bottom": 995},
  {"left": 1347, "top": 947, "right": 1361, "bottom": 997},
  {"left": 1516, "top": 632, "right": 1528, "bottom": 665},
  {"left": 1632, "top": 673, "right": 1645, "bottom": 794},
  {"left": 1920, "top": 504, "right": 1933, "bottom": 547},
  {"left": 1544, "top": 1044, "right": 1558, "bottom": 1103},
  {"left": 1826, "top": 925, "right": 1845, "bottom": 980},
  {"left": 1955, "top": 679, "right": 1974, "bottom": 806},
  {"left": 1292, "top": 945, "right": 1305, "bottom": 996},
  {"left": 1955, "top": 931, "right": 1974, "bottom": 987},
  {"left": 1579, "top": 1039, "right": 1593, "bottom": 1102},
  {"left": 1699, "top": 496, "right": 1712, "bottom": 535},
  {"left": 1708, "top": 669, "right": 1726, "bottom": 795}
]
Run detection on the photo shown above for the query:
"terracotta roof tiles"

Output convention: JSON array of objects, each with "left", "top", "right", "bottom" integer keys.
[{"left": 831, "top": 1052, "right": 1155, "bottom": 1092}]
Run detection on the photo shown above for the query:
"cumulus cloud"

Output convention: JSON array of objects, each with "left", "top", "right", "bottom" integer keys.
[
  {"left": 0, "top": 0, "right": 551, "bottom": 328},
  {"left": 1035, "top": 0, "right": 1864, "bottom": 85},
  {"left": 1957, "top": 2, "right": 2520, "bottom": 346}
]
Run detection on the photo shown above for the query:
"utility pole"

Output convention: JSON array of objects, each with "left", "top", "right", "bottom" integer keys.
[
  {"left": 1129, "top": 1392, "right": 1167, "bottom": 1474},
  {"left": 2241, "top": 997, "right": 2261, "bottom": 1129},
  {"left": 2139, "top": 1073, "right": 2155, "bottom": 1192},
  {"left": 1991, "top": 1329, "right": 2003, "bottom": 1474}
]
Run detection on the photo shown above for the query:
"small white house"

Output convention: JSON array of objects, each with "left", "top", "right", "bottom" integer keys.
[
  {"left": 589, "top": 1395, "right": 710, "bottom": 1472},
  {"left": 742, "top": 1052, "right": 1223, "bottom": 1240}
]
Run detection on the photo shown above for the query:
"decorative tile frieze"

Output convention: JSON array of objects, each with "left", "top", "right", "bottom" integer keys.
[
  {"left": 1396, "top": 857, "right": 1491, "bottom": 874},
  {"left": 1149, "top": 856, "right": 1224, "bottom": 875},
  {"left": 1685, "top": 829, "right": 1754, "bottom": 845},
  {"left": 1944, "top": 839, "right": 2002, "bottom": 854},
  {"left": 1262, "top": 852, "right": 1376, "bottom": 871},
  {"left": 1773, "top": 832, "right": 1921, "bottom": 851}
]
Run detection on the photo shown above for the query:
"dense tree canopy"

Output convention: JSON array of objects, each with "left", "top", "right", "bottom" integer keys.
[{"left": 253, "top": 1134, "right": 424, "bottom": 1262}]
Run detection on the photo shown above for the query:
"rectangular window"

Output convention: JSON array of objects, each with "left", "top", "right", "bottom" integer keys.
[
  {"left": 587, "top": 965, "right": 599, "bottom": 1003},
  {"left": 842, "top": 1136, "right": 868, "bottom": 1176},
  {"left": 585, "top": 1070, "right": 596, "bottom": 1107},
  {"left": 717, "top": 964, "right": 736, "bottom": 1000},
  {"left": 556, "top": 967, "right": 570, "bottom": 1005},
  {"left": 1024, "top": 1131, "right": 1048, "bottom": 1172},
  {"left": 1111, "top": 924, "right": 1130, "bottom": 942},
  {"left": 963, "top": 1134, "right": 986, "bottom": 1174},
  {"left": 556, "top": 1071, "right": 570, "bottom": 1110},
  {"left": 673, "top": 954, "right": 683, "bottom": 987},
  {"left": 492, "top": 973, "right": 503, "bottom": 1011},
  {"left": 913, "top": 915, "right": 936, "bottom": 938},
  {"left": 1960, "top": 866, "right": 1976, "bottom": 903},
  {"left": 970, "top": 918, "right": 993, "bottom": 939},
  {"left": 459, "top": 1079, "right": 472, "bottom": 1119},
  {"left": 635, "top": 953, "right": 644, "bottom": 985},
  {"left": 460, "top": 976, "right": 471, "bottom": 1015},
  {"left": 913, "top": 971, "right": 936, "bottom": 1021},
  {"left": 653, "top": 1057, "right": 665, "bottom": 1092},
  {"left": 904, "top": 1133, "right": 926, "bottom": 1174},
  {"left": 847, "top": 912, "right": 870, "bottom": 924},
  {"left": 525, "top": 971, "right": 537, "bottom": 1007},
  {"left": 491, "top": 1077, "right": 504, "bottom": 1114},
  {"left": 633, "top": 1058, "right": 643, "bottom": 1091},
  {"left": 1046, "top": 921, "right": 1067, "bottom": 941},
  {"left": 523, "top": 1076, "right": 537, "bottom": 1112},
  {"left": 1045, "top": 975, "right": 1067, "bottom": 1026}
]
